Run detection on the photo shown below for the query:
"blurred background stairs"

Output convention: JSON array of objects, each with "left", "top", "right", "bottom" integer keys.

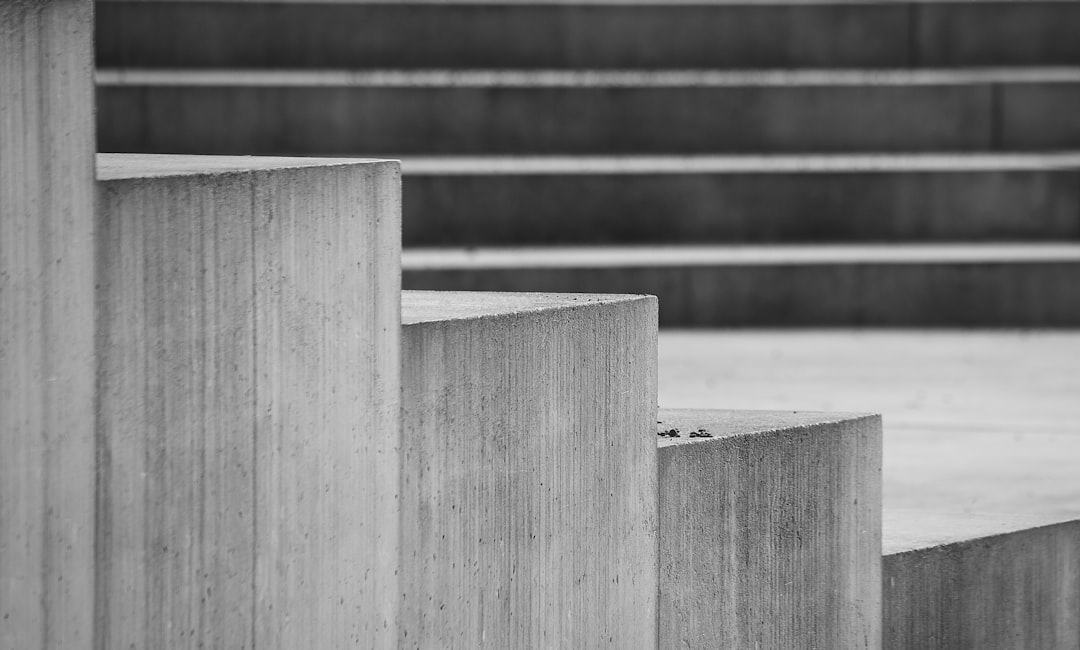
[{"left": 96, "top": 0, "right": 1080, "bottom": 327}]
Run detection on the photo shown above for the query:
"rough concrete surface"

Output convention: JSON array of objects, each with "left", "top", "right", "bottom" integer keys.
[
  {"left": 883, "top": 511, "right": 1080, "bottom": 649},
  {"left": 658, "top": 409, "right": 881, "bottom": 649},
  {"left": 1, "top": 1, "right": 96, "bottom": 647},
  {"left": 658, "top": 330, "right": 1080, "bottom": 516},
  {"left": 95, "top": 154, "right": 402, "bottom": 648},
  {"left": 400, "top": 290, "right": 658, "bottom": 647}
]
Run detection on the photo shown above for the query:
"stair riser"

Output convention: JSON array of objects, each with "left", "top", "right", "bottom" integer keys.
[
  {"left": 96, "top": 1, "right": 1080, "bottom": 69},
  {"left": 659, "top": 410, "right": 881, "bottom": 648},
  {"left": 884, "top": 518, "right": 1080, "bottom": 649},
  {"left": 404, "top": 168, "right": 1080, "bottom": 245},
  {"left": 404, "top": 262, "right": 1080, "bottom": 327},
  {"left": 96, "top": 82, "right": 1080, "bottom": 155}
]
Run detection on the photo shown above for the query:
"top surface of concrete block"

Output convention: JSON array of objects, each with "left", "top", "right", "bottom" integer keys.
[
  {"left": 97, "top": 152, "right": 395, "bottom": 179},
  {"left": 884, "top": 510, "right": 1079, "bottom": 555},
  {"left": 657, "top": 408, "right": 878, "bottom": 447},
  {"left": 402, "top": 289, "right": 653, "bottom": 324}
]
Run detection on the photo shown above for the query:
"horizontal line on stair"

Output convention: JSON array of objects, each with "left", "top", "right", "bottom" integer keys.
[
  {"left": 402, "top": 244, "right": 1080, "bottom": 269},
  {"left": 95, "top": 67, "right": 1080, "bottom": 88},
  {"left": 396, "top": 153, "right": 1080, "bottom": 175},
  {"left": 95, "top": 0, "right": 1080, "bottom": 5},
  {"left": 95, "top": 152, "right": 391, "bottom": 180}
]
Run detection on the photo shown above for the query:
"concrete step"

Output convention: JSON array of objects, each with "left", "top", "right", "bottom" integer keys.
[
  {"left": 402, "top": 244, "right": 1080, "bottom": 327},
  {"left": 657, "top": 409, "right": 881, "bottom": 649},
  {"left": 400, "top": 154, "right": 1080, "bottom": 245},
  {"left": 656, "top": 330, "right": 1080, "bottom": 516},
  {"left": 883, "top": 511, "right": 1080, "bottom": 649},
  {"left": 96, "top": 0, "right": 1080, "bottom": 70},
  {"left": 95, "top": 154, "right": 402, "bottom": 648},
  {"left": 96, "top": 68, "right": 1080, "bottom": 155},
  {"left": 400, "top": 290, "right": 657, "bottom": 646},
  {"left": 2, "top": 0, "right": 97, "bottom": 645}
]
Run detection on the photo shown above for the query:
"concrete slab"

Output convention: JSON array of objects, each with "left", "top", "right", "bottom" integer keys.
[
  {"left": 1, "top": 1, "right": 96, "bottom": 646},
  {"left": 400, "top": 290, "right": 658, "bottom": 647},
  {"left": 95, "top": 1, "right": 1080, "bottom": 69},
  {"left": 658, "top": 409, "right": 881, "bottom": 649},
  {"left": 883, "top": 511, "right": 1080, "bottom": 649},
  {"left": 657, "top": 330, "right": 1080, "bottom": 516},
  {"left": 95, "top": 154, "right": 401, "bottom": 648},
  {"left": 402, "top": 244, "right": 1080, "bottom": 326},
  {"left": 94, "top": 69, "right": 1080, "bottom": 155},
  {"left": 399, "top": 154, "right": 1080, "bottom": 245}
]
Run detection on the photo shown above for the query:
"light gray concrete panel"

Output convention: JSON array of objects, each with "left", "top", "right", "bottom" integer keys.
[
  {"left": 658, "top": 409, "right": 881, "bottom": 649},
  {"left": 0, "top": 1, "right": 96, "bottom": 647},
  {"left": 95, "top": 154, "right": 402, "bottom": 648},
  {"left": 884, "top": 512, "right": 1080, "bottom": 649},
  {"left": 400, "top": 290, "right": 658, "bottom": 647}
]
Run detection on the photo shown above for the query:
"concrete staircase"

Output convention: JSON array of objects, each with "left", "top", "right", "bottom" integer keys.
[
  {"left": 4, "top": 1, "right": 1077, "bottom": 648},
  {"left": 94, "top": 0, "right": 1080, "bottom": 327}
]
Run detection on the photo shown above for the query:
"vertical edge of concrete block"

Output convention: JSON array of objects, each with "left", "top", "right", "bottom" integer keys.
[
  {"left": 658, "top": 410, "right": 883, "bottom": 649},
  {"left": 95, "top": 158, "right": 402, "bottom": 648},
  {"left": 0, "top": 1, "right": 97, "bottom": 647},
  {"left": 883, "top": 515, "right": 1080, "bottom": 650},
  {"left": 400, "top": 291, "right": 659, "bottom": 647}
]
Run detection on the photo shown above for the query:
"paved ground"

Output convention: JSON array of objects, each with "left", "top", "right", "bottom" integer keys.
[{"left": 658, "top": 330, "right": 1080, "bottom": 517}]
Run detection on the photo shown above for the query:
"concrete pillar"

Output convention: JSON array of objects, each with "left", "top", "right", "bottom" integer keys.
[
  {"left": 0, "top": 1, "right": 96, "bottom": 647},
  {"left": 95, "top": 154, "right": 402, "bottom": 648}
]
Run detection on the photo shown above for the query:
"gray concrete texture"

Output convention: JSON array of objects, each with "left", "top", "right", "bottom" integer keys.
[
  {"left": 1, "top": 1, "right": 96, "bottom": 647},
  {"left": 883, "top": 512, "right": 1080, "bottom": 649},
  {"left": 403, "top": 245, "right": 1080, "bottom": 327},
  {"left": 94, "top": 70, "right": 1080, "bottom": 154},
  {"left": 658, "top": 409, "right": 881, "bottom": 649},
  {"left": 400, "top": 290, "right": 658, "bottom": 647},
  {"left": 400, "top": 155, "right": 1080, "bottom": 245},
  {"left": 95, "top": 154, "right": 402, "bottom": 648},
  {"left": 95, "top": 0, "right": 1080, "bottom": 70}
]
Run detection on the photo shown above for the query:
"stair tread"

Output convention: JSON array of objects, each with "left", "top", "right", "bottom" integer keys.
[
  {"left": 883, "top": 510, "right": 1078, "bottom": 555},
  {"left": 96, "top": 66, "right": 1080, "bottom": 87},
  {"left": 397, "top": 152, "right": 1080, "bottom": 174},
  {"left": 403, "top": 243, "right": 1080, "bottom": 268}
]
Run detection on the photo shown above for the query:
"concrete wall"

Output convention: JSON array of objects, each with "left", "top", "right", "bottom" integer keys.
[
  {"left": 0, "top": 1, "right": 96, "bottom": 647},
  {"left": 95, "top": 154, "right": 401, "bottom": 648},
  {"left": 658, "top": 410, "right": 882, "bottom": 649},
  {"left": 400, "top": 290, "right": 658, "bottom": 647},
  {"left": 884, "top": 511, "right": 1080, "bottom": 649}
]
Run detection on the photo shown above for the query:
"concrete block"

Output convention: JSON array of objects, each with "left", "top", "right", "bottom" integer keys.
[
  {"left": 95, "top": 154, "right": 401, "bottom": 648},
  {"left": 658, "top": 409, "right": 881, "bottom": 649},
  {"left": 401, "top": 155, "right": 1080, "bottom": 245},
  {"left": 402, "top": 244, "right": 1080, "bottom": 327},
  {"left": 95, "top": 70, "right": 1080, "bottom": 155},
  {"left": 400, "top": 290, "right": 658, "bottom": 647},
  {"left": 884, "top": 511, "right": 1080, "bottom": 649},
  {"left": 1, "top": 1, "right": 96, "bottom": 646}
]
